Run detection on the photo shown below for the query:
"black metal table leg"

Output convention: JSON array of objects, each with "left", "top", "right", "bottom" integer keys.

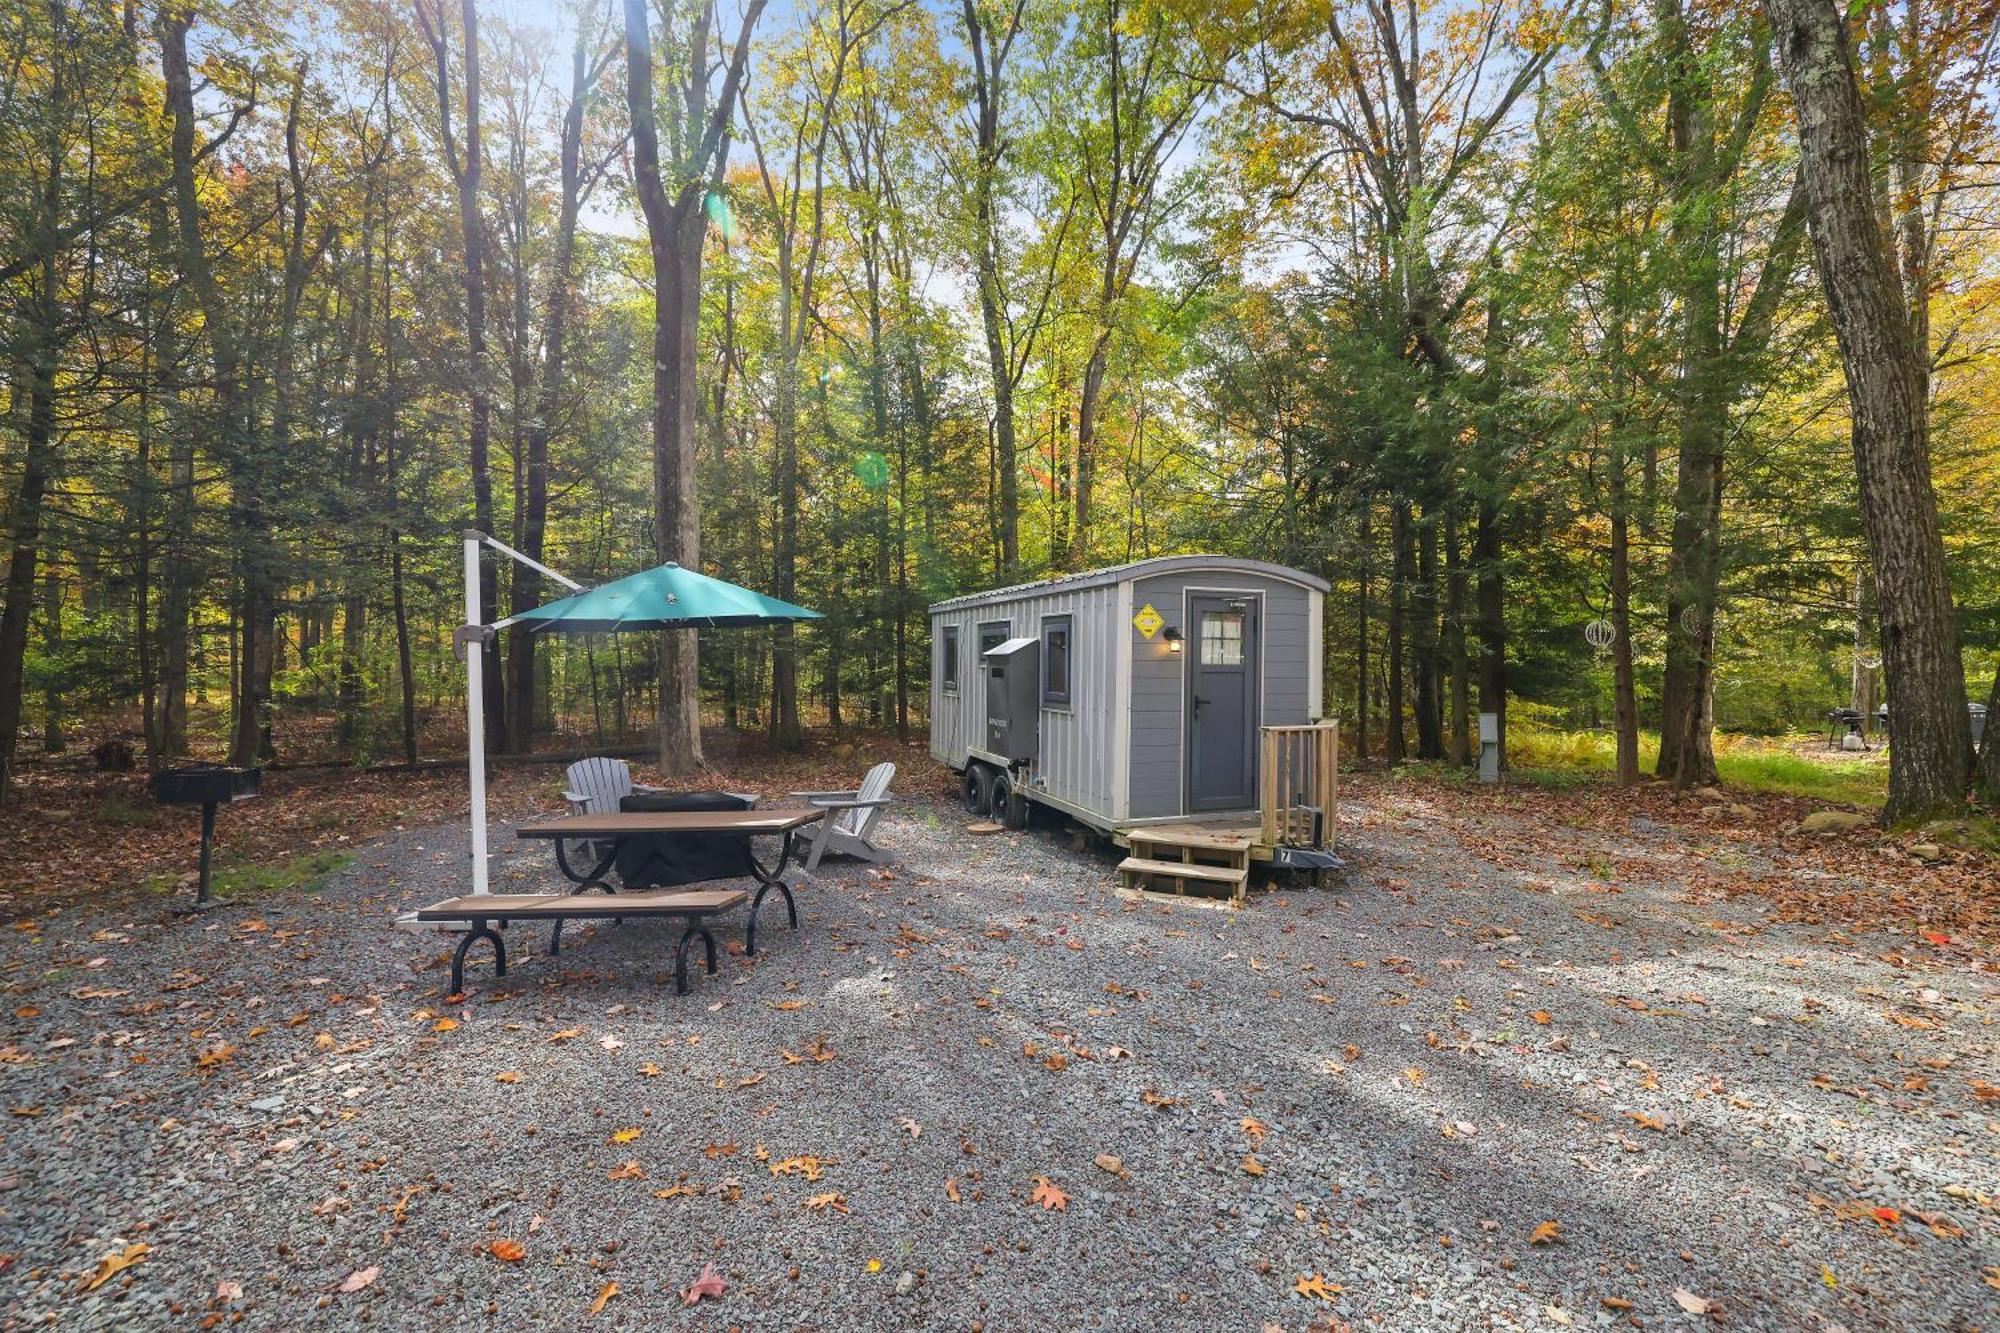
[
  {"left": 743, "top": 828, "right": 805, "bottom": 957},
  {"left": 448, "top": 917, "right": 505, "bottom": 996},
  {"left": 551, "top": 838, "right": 624, "bottom": 956}
]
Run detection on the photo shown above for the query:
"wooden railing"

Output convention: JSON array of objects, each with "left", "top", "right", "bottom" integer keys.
[{"left": 1259, "top": 722, "right": 1339, "bottom": 849}]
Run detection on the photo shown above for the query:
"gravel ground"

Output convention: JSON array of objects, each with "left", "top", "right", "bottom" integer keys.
[{"left": 3, "top": 777, "right": 1995, "bottom": 1331}]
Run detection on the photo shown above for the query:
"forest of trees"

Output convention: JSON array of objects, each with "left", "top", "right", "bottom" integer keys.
[{"left": 2, "top": 0, "right": 1996, "bottom": 819}]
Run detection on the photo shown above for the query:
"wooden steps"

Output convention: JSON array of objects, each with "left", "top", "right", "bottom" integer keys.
[{"left": 1117, "top": 830, "right": 1252, "bottom": 905}]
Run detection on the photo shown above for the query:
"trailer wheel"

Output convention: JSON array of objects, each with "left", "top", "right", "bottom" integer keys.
[
  {"left": 961, "top": 764, "right": 993, "bottom": 816},
  {"left": 991, "top": 771, "right": 1026, "bottom": 830}
]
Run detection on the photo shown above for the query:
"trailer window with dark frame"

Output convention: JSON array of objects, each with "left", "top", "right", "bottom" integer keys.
[
  {"left": 939, "top": 626, "right": 960, "bottom": 692},
  {"left": 1041, "top": 615, "right": 1072, "bottom": 706},
  {"left": 978, "top": 621, "right": 1011, "bottom": 655}
]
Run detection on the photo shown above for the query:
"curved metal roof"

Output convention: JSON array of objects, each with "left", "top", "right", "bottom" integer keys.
[{"left": 927, "top": 555, "right": 1329, "bottom": 613}]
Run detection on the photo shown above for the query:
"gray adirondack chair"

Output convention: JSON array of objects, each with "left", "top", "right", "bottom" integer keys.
[
  {"left": 790, "top": 761, "right": 896, "bottom": 870},
  {"left": 557, "top": 757, "right": 659, "bottom": 872}
]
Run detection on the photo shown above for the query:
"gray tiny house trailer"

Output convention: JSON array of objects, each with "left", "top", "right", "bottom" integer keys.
[{"left": 929, "top": 556, "right": 1339, "bottom": 896}]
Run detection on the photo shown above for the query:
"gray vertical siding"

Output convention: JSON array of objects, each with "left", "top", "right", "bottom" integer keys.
[
  {"left": 929, "top": 560, "right": 1323, "bottom": 828},
  {"left": 926, "top": 582, "right": 1122, "bottom": 821},
  {"left": 1126, "top": 571, "right": 1319, "bottom": 819}
]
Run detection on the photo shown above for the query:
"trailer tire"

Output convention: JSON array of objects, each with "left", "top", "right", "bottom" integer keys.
[
  {"left": 961, "top": 764, "right": 993, "bottom": 816},
  {"left": 991, "top": 771, "right": 1025, "bottom": 830}
]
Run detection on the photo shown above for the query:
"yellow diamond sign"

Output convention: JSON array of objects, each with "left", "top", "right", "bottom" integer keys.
[{"left": 1132, "top": 603, "right": 1164, "bottom": 640}]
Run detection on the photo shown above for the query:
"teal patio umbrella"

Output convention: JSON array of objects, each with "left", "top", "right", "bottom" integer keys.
[{"left": 500, "top": 561, "right": 822, "bottom": 633}]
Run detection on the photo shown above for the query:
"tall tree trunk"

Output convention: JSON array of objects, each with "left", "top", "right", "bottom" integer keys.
[
  {"left": 418, "top": 0, "right": 506, "bottom": 752},
  {"left": 1767, "top": 0, "right": 1970, "bottom": 822},
  {"left": 506, "top": 31, "right": 594, "bottom": 755},
  {"left": 625, "top": 0, "right": 764, "bottom": 772},
  {"left": 1354, "top": 501, "right": 1370, "bottom": 761},
  {"left": 963, "top": 0, "right": 1026, "bottom": 577},
  {"left": 161, "top": 8, "right": 269, "bottom": 767},
  {"left": 1610, "top": 449, "right": 1640, "bottom": 784},
  {"left": 1445, "top": 505, "right": 1469, "bottom": 765},
  {"left": 0, "top": 291, "right": 56, "bottom": 793},
  {"left": 1386, "top": 499, "right": 1411, "bottom": 763},
  {"left": 1412, "top": 511, "right": 1443, "bottom": 759},
  {"left": 1474, "top": 492, "right": 1506, "bottom": 773}
]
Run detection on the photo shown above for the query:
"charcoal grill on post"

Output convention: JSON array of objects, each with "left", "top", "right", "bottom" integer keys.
[{"left": 152, "top": 765, "right": 260, "bottom": 912}]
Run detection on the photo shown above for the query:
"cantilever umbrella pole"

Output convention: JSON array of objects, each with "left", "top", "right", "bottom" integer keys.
[{"left": 461, "top": 529, "right": 584, "bottom": 895}]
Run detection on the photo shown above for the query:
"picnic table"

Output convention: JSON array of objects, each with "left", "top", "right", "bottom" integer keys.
[{"left": 514, "top": 807, "right": 824, "bottom": 957}]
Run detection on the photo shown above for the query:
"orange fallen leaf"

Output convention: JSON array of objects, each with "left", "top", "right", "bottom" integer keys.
[
  {"left": 804, "top": 1191, "right": 849, "bottom": 1213},
  {"left": 1240, "top": 1154, "right": 1267, "bottom": 1177},
  {"left": 588, "top": 1281, "right": 618, "bottom": 1315},
  {"left": 1529, "top": 1220, "right": 1562, "bottom": 1245},
  {"left": 608, "top": 1160, "right": 645, "bottom": 1181},
  {"left": 1530, "top": 1011, "right": 1553, "bottom": 1025},
  {"left": 433, "top": 1018, "right": 459, "bottom": 1032},
  {"left": 1294, "top": 1273, "right": 1343, "bottom": 1300},
  {"left": 80, "top": 1243, "right": 150, "bottom": 1293},
  {"left": 548, "top": 1027, "right": 583, "bottom": 1042},
  {"left": 1029, "top": 1176, "right": 1067, "bottom": 1211},
  {"left": 494, "top": 1071, "right": 521, "bottom": 1084},
  {"left": 488, "top": 1239, "right": 525, "bottom": 1263},
  {"left": 1239, "top": 1115, "right": 1268, "bottom": 1144}
]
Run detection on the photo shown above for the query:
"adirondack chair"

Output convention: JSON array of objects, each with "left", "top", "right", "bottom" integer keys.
[
  {"left": 790, "top": 761, "right": 896, "bottom": 871},
  {"left": 557, "top": 757, "right": 660, "bottom": 873}
]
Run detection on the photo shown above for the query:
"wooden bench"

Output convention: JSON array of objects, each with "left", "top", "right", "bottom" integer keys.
[{"left": 416, "top": 888, "right": 748, "bottom": 996}]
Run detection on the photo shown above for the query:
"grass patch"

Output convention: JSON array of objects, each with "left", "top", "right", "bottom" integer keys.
[
  {"left": 1495, "top": 724, "right": 1888, "bottom": 809},
  {"left": 146, "top": 849, "right": 352, "bottom": 899},
  {"left": 1712, "top": 749, "right": 1886, "bottom": 808}
]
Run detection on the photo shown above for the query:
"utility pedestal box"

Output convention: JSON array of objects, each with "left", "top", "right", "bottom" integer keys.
[
  {"left": 1478, "top": 712, "right": 1501, "bottom": 783},
  {"left": 983, "top": 637, "right": 1041, "bottom": 762}
]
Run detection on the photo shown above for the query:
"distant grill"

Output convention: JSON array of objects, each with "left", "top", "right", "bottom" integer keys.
[
  {"left": 152, "top": 764, "right": 261, "bottom": 806},
  {"left": 151, "top": 764, "right": 260, "bottom": 912}
]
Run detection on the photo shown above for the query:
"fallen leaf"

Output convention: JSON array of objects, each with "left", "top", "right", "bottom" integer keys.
[
  {"left": 1029, "top": 1176, "right": 1068, "bottom": 1211},
  {"left": 489, "top": 1239, "right": 525, "bottom": 1263},
  {"left": 1672, "top": 1287, "right": 1716, "bottom": 1316},
  {"left": 338, "top": 1265, "right": 379, "bottom": 1294},
  {"left": 1294, "top": 1273, "right": 1343, "bottom": 1300},
  {"left": 1240, "top": 1154, "right": 1267, "bottom": 1177},
  {"left": 494, "top": 1071, "right": 521, "bottom": 1084},
  {"left": 1094, "top": 1153, "right": 1125, "bottom": 1175},
  {"left": 944, "top": 1178, "right": 962, "bottom": 1203},
  {"left": 216, "top": 1279, "right": 244, "bottom": 1301},
  {"left": 804, "top": 1191, "right": 849, "bottom": 1213},
  {"left": 80, "top": 1243, "right": 150, "bottom": 1293},
  {"left": 608, "top": 1160, "right": 645, "bottom": 1181},
  {"left": 1239, "top": 1115, "right": 1268, "bottom": 1143},
  {"left": 433, "top": 1018, "right": 459, "bottom": 1032},
  {"left": 609, "top": 1127, "right": 642, "bottom": 1145},
  {"left": 1529, "top": 1220, "right": 1562, "bottom": 1245},
  {"left": 588, "top": 1281, "right": 618, "bottom": 1315},
  {"left": 681, "top": 1261, "right": 725, "bottom": 1307}
]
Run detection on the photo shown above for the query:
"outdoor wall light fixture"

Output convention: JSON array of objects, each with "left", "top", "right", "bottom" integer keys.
[{"left": 1163, "top": 626, "right": 1184, "bottom": 653}]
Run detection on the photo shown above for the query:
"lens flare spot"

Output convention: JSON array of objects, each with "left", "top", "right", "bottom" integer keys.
[{"left": 852, "top": 451, "right": 890, "bottom": 490}]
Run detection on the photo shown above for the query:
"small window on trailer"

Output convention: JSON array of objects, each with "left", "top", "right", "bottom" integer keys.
[
  {"left": 939, "top": 626, "right": 960, "bottom": 692},
  {"left": 978, "top": 620, "right": 1011, "bottom": 655},
  {"left": 1041, "top": 614, "right": 1072, "bottom": 706}
]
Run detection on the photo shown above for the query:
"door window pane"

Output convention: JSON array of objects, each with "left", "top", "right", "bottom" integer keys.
[{"left": 1201, "top": 611, "right": 1244, "bottom": 666}]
